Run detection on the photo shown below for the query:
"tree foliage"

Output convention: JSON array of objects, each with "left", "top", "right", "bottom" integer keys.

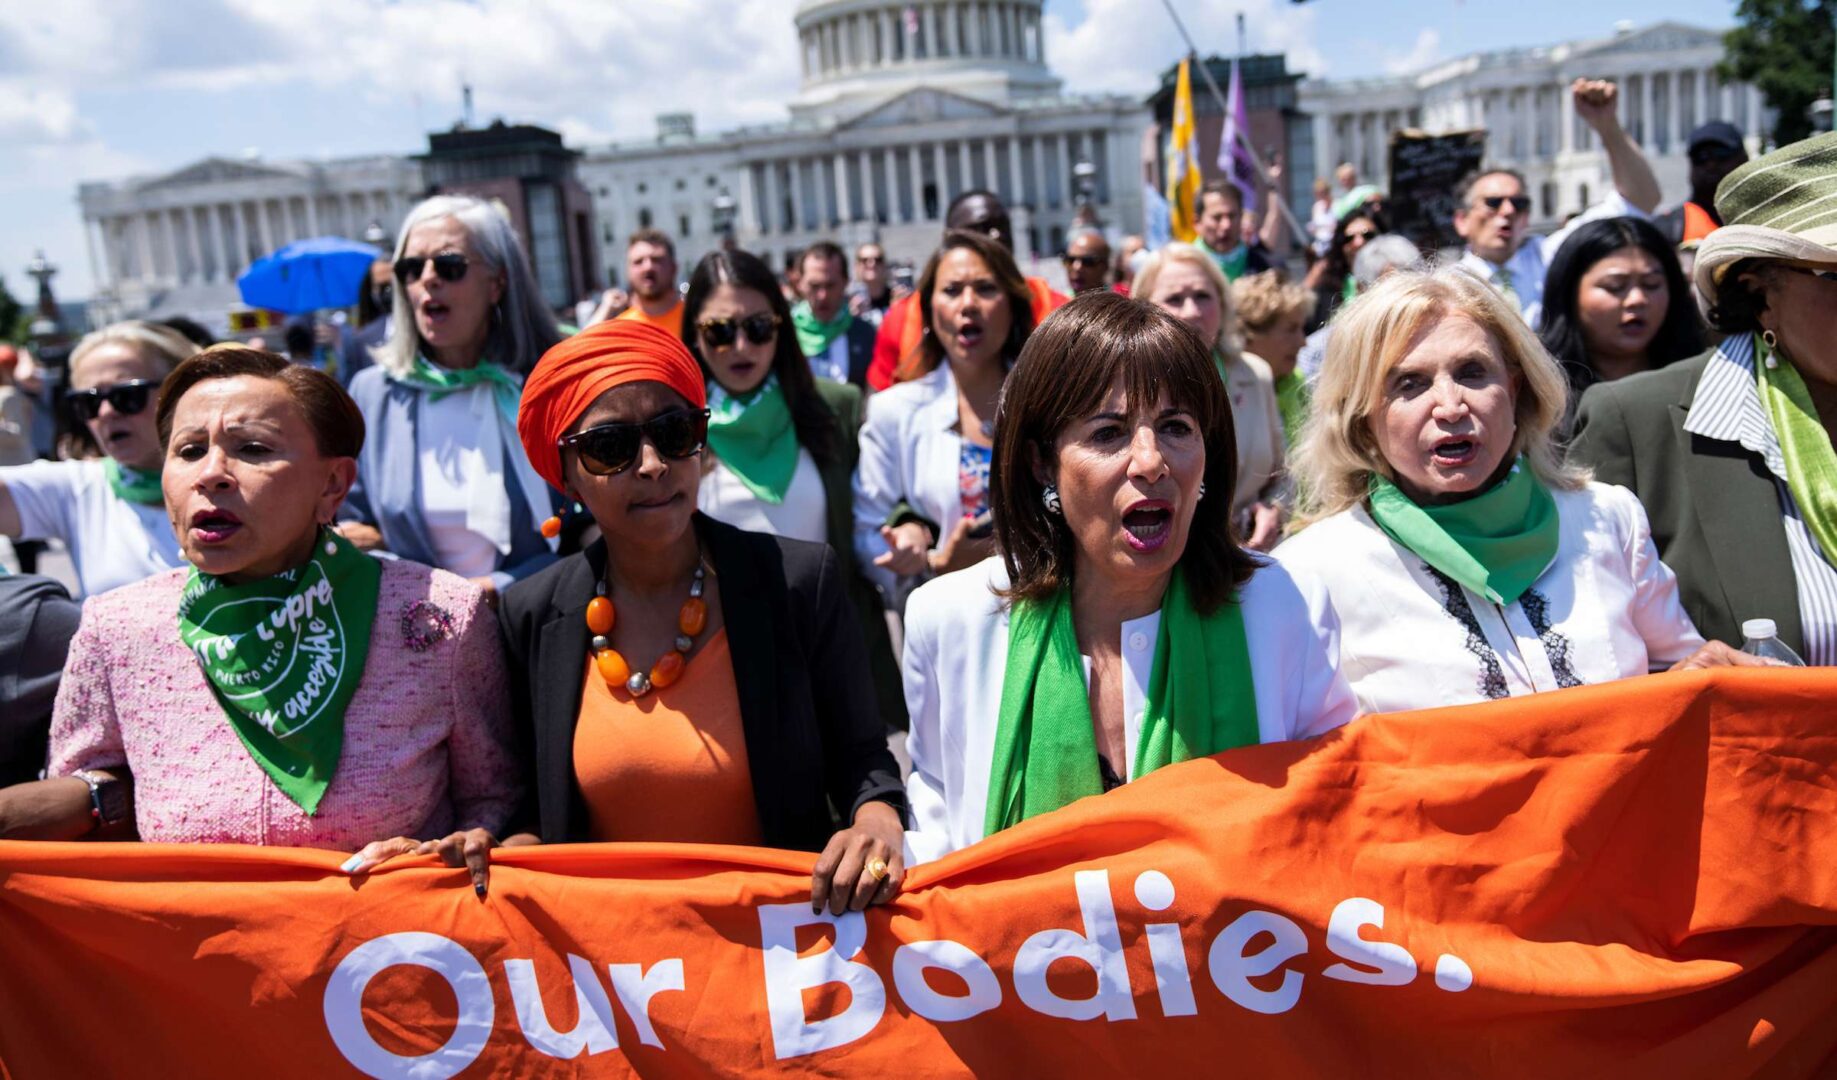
[
  {"left": 1723, "top": 0, "right": 1837, "bottom": 146},
  {"left": 0, "top": 275, "right": 22, "bottom": 345}
]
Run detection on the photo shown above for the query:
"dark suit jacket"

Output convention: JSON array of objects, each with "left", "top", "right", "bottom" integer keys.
[
  {"left": 842, "top": 318, "right": 877, "bottom": 388},
  {"left": 0, "top": 575, "right": 81, "bottom": 786},
  {"left": 497, "top": 513, "right": 907, "bottom": 849},
  {"left": 1570, "top": 350, "right": 1805, "bottom": 654}
]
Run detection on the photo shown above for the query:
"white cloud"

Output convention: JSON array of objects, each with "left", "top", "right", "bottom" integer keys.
[
  {"left": 1382, "top": 28, "right": 1443, "bottom": 76},
  {"left": 1042, "top": 0, "right": 1326, "bottom": 96}
]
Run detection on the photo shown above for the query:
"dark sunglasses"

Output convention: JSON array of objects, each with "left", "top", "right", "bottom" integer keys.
[
  {"left": 696, "top": 313, "right": 779, "bottom": 349},
  {"left": 1343, "top": 229, "right": 1380, "bottom": 243},
  {"left": 393, "top": 253, "right": 469, "bottom": 284},
  {"left": 1062, "top": 254, "right": 1105, "bottom": 268},
  {"left": 1478, "top": 195, "right": 1532, "bottom": 214},
  {"left": 1690, "top": 145, "right": 1742, "bottom": 166},
  {"left": 558, "top": 408, "right": 711, "bottom": 477},
  {"left": 66, "top": 380, "right": 157, "bottom": 421}
]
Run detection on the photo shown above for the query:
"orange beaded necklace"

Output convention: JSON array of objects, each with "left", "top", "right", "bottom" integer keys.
[{"left": 586, "top": 562, "right": 709, "bottom": 697}]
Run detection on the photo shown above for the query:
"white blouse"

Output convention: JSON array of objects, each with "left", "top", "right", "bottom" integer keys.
[
  {"left": 417, "top": 386, "right": 505, "bottom": 580},
  {"left": 3, "top": 458, "right": 182, "bottom": 597},
  {"left": 852, "top": 364, "right": 965, "bottom": 598},
  {"left": 1273, "top": 481, "right": 1705, "bottom": 714},
  {"left": 901, "top": 557, "right": 1360, "bottom": 865},
  {"left": 698, "top": 446, "right": 828, "bottom": 545}
]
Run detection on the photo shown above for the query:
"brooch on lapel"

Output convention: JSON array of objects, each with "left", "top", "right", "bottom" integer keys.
[{"left": 400, "top": 600, "right": 455, "bottom": 652}]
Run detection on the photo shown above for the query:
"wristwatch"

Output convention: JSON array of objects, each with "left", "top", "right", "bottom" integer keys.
[{"left": 72, "top": 770, "right": 130, "bottom": 831}]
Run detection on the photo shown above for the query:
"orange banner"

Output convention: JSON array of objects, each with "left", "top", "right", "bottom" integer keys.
[{"left": 2, "top": 670, "right": 1835, "bottom": 1078}]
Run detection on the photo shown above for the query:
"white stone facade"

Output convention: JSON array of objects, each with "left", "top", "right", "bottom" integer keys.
[
  {"left": 1299, "top": 22, "right": 1773, "bottom": 231},
  {"left": 79, "top": 156, "right": 424, "bottom": 327},
  {"left": 579, "top": 0, "right": 1150, "bottom": 282}
]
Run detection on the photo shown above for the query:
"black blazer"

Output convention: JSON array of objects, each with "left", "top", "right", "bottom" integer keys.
[
  {"left": 1571, "top": 350, "right": 1805, "bottom": 654},
  {"left": 497, "top": 514, "right": 907, "bottom": 849},
  {"left": 842, "top": 318, "right": 877, "bottom": 389}
]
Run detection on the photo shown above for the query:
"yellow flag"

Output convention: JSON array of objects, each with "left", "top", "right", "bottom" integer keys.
[{"left": 1167, "top": 58, "right": 1201, "bottom": 243}]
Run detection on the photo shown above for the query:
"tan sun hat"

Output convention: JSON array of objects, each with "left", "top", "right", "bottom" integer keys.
[{"left": 1693, "top": 130, "right": 1837, "bottom": 302}]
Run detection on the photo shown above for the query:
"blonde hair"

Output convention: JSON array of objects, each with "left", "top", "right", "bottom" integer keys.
[
  {"left": 1130, "top": 243, "right": 1242, "bottom": 364},
  {"left": 69, "top": 321, "right": 200, "bottom": 382},
  {"left": 1232, "top": 270, "right": 1316, "bottom": 334},
  {"left": 1291, "top": 266, "right": 1586, "bottom": 525}
]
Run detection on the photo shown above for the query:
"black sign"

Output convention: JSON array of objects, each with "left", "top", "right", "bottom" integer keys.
[{"left": 1387, "top": 130, "right": 1488, "bottom": 252}]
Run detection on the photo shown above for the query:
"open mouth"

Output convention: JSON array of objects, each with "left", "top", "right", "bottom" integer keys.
[
  {"left": 955, "top": 323, "right": 985, "bottom": 349},
  {"left": 1122, "top": 501, "right": 1173, "bottom": 551},
  {"left": 420, "top": 299, "right": 450, "bottom": 322},
  {"left": 1431, "top": 438, "right": 1478, "bottom": 467},
  {"left": 189, "top": 508, "right": 243, "bottom": 544}
]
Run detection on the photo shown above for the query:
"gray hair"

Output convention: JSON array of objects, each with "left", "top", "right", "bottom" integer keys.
[
  {"left": 1352, "top": 235, "right": 1424, "bottom": 288},
  {"left": 377, "top": 194, "right": 562, "bottom": 378}
]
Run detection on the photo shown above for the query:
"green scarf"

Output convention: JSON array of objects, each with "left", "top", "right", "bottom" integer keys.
[
  {"left": 1202, "top": 239, "right": 1250, "bottom": 282},
  {"left": 1367, "top": 458, "right": 1559, "bottom": 606},
  {"left": 177, "top": 531, "right": 381, "bottom": 814},
  {"left": 1273, "top": 369, "right": 1310, "bottom": 450},
  {"left": 105, "top": 458, "right": 165, "bottom": 506},
  {"left": 400, "top": 354, "right": 521, "bottom": 424},
  {"left": 1756, "top": 333, "right": 1837, "bottom": 565},
  {"left": 790, "top": 300, "right": 853, "bottom": 360},
  {"left": 707, "top": 375, "right": 799, "bottom": 504},
  {"left": 984, "top": 568, "right": 1259, "bottom": 835}
]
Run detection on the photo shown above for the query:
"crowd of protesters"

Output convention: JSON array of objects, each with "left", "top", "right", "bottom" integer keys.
[{"left": 1, "top": 75, "right": 1831, "bottom": 918}]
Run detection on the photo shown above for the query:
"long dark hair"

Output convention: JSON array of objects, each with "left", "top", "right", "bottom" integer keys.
[
  {"left": 992, "top": 292, "right": 1259, "bottom": 613},
  {"left": 681, "top": 248, "right": 838, "bottom": 465},
  {"left": 1538, "top": 216, "right": 1705, "bottom": 397},
  {"left": 1308, "top": 205, "right": 1388, "bottom": 333},
  {"left": 900, "top": 229, "right": 1036, "bottom": 383}
]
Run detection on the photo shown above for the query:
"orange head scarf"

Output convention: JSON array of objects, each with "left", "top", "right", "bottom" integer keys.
[{"left": 517, "top": 318, "right": 707, "bottom": 493}]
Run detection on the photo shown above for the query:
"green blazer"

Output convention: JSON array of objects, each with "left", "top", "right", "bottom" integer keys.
[
  {"left": 1569, "top": 350, "right": 1805, "bottom": 654},
  {"left": 812, "top": 379, "right": 909, "bottom": 729}
]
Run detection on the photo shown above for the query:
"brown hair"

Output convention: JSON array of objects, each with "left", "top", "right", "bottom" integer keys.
[
  {"left": 898, "top": 229, "right": 1035, "bottom": 382},
  {"left": 626, "top": 228, "right": 677, "bottom": 261},
  {"left": 156, "top": 346, "right": 366, "bottom": 458},
  {"left": 1198, "top": 178, "right": 1243, "bottom": 216},
  {"left": 992, "top": 291, "right": 1260, "bottom": 614}
]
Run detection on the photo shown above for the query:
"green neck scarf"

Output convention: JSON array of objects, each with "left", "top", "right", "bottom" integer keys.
[
  {"left": 1273, "top": 369, "right": 1310, "bottom": 450},
  {"left": 707, "top": 375, "right": 799, "bottom": 504},
  {"left": 790, "top": 300, "right": 853, "bottom": 360},
  {"left": 176, "top": 531, "right": 382, "bottom": 814},
  {"left": 1756, "top": 333, "right": 1837, "bottom": 565},
  {"left": 985, "top": 567, "right": 1259, "bottom": 836},
  {"left": 400, "top": 354, "right": 521, "bottom": 423},
  {"left": 105, "top": 458, "right": 165, "bottom": 506},
  {"left": 1341, "top": 275, "right": 1359, "bottom": 304},
  {"left": 1367, "top": 458, "right": 1559, "bottom": 606},
  {"left": 1202, "top": 239, "right": 1250, "bottom": 282}
]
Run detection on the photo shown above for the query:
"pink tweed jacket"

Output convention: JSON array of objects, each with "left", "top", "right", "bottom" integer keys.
[{"left": 49, "top": 558, "right": 521, "bottom": 849}]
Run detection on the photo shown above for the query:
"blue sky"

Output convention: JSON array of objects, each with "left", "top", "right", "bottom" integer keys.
[{"left": 0, "top": 0, "right": 1738, "bottom": 301}]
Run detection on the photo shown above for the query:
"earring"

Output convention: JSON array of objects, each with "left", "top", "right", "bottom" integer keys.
[
  {"left": 319, "top": 523, "right": 338, "bottom": 556},
  {"left": 540, "top": 515, "right": 563, "bottom": 539},
  {"left": 1042, "top": 484, "right": 1062, "bottom": 515},
  {"left": 1761, "top": 328, "right": 1781, "bottom": 368},
  {"left": 1198, "top": 481, "right": 1207, "bottom": 500}
]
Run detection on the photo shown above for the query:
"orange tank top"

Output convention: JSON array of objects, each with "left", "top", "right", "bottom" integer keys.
[{"left": 571, "top": 629, "right": 764, "bottom": 845}]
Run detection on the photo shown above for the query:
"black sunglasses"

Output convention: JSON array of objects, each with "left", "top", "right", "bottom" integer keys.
[
  {"left": 66, "top": 380, "right": 158, "bottom": 421},
  {"left": 1690, "top": 145, "right": 1742, "bottom": 166},
  {"left": 558, "top": 408, "right": 711, "bottom": 477},
  {"left": 696, "top": 313, "right": 779, "bottom": 349},
  {"left": 1062, "top": 254, "right": 1105, "bottom": 268},
  {"left": 1478, "top": 195, "right": 1532, "bottom": 214},
  {"left": 393, "top": 253, "right": 469, "bottom": 284}
]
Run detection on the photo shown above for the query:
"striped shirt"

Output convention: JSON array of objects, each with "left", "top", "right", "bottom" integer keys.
[{"left": 1681, "top": 333, "right": 1837, "bottom": 664}]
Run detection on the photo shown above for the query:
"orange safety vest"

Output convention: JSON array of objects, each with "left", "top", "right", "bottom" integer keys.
[{"left": 1681, "top": 201, "right": 1719, "bottom": 247}]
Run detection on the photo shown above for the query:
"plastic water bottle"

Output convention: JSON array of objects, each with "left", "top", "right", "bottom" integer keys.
[{"left": 1739, "top": 619, "right": 1806, "bottom": 666}]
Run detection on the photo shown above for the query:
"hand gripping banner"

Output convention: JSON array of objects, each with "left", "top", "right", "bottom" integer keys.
[{"left": 2, "top": 669, "right": 1834, "bottom": 1077}]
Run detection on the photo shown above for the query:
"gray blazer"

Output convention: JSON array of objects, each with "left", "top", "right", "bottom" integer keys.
[
  {"left": 343, "top": 366, "right": 560, "bottom": 583},
  {"left": 1569, "top": 351, "right": 1804, "bottom": 654}
]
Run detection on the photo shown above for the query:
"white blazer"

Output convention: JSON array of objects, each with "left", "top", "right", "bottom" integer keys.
[
  {"left": 852, "top": 364, "right": 966, "bottom": 598},
  {"left": 902, "top": 557, "right": 1361, "bottom": 865},
  {"left": 1273, "top": 480, "right": 1705, "bottom": 715}
]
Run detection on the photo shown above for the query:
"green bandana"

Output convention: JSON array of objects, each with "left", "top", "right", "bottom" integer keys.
[
  {"left": 985, "top": 568, "right": 1259, "bottom": 836},
  {"left": 105, "top": 458, "right": 165, "bottom": 506},
  {"left": 707, "top": 375, "right": 799, "bottom": 504},
  {"left": 177, "top": 531, "right": 381, "bottom": 814},
  {"left": 401, "top": 354, "right": 521, "bottom": 424},
  {"left": 1273, "top": 369, "right": 1310, "bottom": 451},
  {"left": 1202, "top": 239, "right": 1250, "bottom": 282},
  {"left": 1756, "top": 333, "right": 1837, "bottom": 566},
  {"left": 790, "top": 300, "right": 853, "bottom": 360},
  {"left": 1368, "top": 458, "right": 1559, "bottom": 606}
]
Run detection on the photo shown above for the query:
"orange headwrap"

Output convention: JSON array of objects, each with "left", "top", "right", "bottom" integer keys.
[{"left": 517, "top": 318, "right": 707, "bottom": 493}]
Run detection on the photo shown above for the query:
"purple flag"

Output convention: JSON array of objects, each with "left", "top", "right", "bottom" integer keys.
[{"left": 1217, "top": 57, "right": 1260, "bottom": 213}]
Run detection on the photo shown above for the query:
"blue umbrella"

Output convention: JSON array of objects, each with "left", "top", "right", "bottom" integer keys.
[{"left": 236, "top": 236, "right": 383, "bottom": 314}]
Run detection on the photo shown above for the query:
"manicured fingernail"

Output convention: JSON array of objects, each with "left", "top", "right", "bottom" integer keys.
[{"left": 340, "top": 855, "right": 363, "bottom": 874}]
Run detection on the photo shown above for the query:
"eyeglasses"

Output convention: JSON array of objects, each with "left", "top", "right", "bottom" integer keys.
[
  {"left": 1062, "top": 254, "right": 1106, "bottom": 268},
  {"left": 857, "top": 254, "right": 884, "bottom": 265},
  {"left": 1343, "top": 229, "right": 1379, "bottom": 243},
  {"left": 66, "top": 380, "right": 158, "bottom": 421},
  {"left": 393, "top": 253, "right": 470, "bottom": 284},
  {"left": 1690, "top": 145, "right": 1743, "bottom": 166},
  {"left": 1478, "top": 195, "right": 1532, "bottom": 214},
  {"left": 558, "top": 408, "right": 711, "bottom": 477},
  {"left": 696, "top": 313, "right": 780, "bottom": 349}
]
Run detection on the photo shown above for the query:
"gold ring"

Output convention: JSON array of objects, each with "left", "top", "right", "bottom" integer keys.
[{"left": 866, "top": 857, "right": 890, "bottom": 882}]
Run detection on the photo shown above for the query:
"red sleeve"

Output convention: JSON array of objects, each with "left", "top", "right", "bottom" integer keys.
[{"left": 868, "top": 299, "right": 907, "bottom": 391}]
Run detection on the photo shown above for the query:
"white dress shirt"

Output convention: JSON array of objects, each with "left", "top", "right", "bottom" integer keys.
[
  {"left": 1273, "top": 481, "right": 1704, "bottom": 714},
  {"left": 698, "top": 446, "right": 828, "bottom": 545},
  {"left": 852, "top": 364, "right": 966, "bottom": 598},
  {"left": 901, "top": 557, "right": 1361, "bottom": 864},
  {"left": 1458, "top": 191, "right": 1643, "bottom": 328}
]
